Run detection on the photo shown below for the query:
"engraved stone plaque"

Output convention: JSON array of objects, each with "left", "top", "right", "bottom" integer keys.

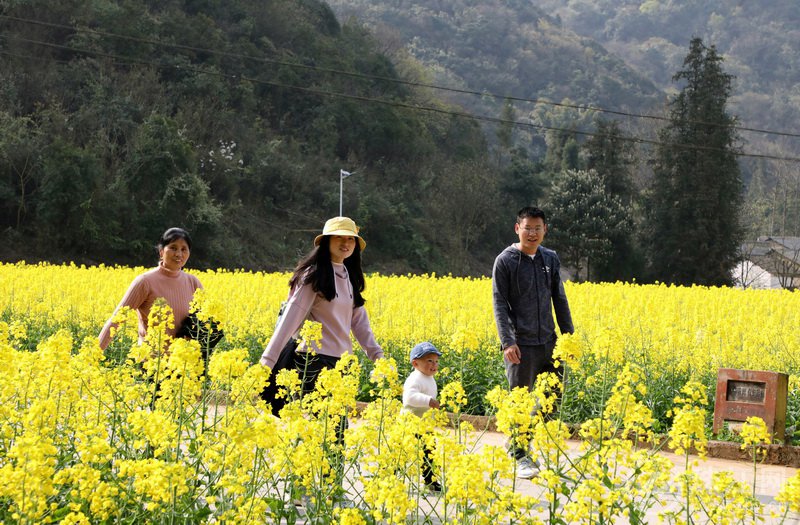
[
  {"left": 726, "top": 380, "right": 766, "bottom": 404},
  {"left": 713, "top": 368, "right": 788, "bottom": 442}
]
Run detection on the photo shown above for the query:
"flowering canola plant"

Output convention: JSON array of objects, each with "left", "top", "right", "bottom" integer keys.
[
  {"left": 1, "top": 262, "right": 800, "bottom": 523},
  {"left": 4, "top": 263, "right": 800, "bottom": 423}
]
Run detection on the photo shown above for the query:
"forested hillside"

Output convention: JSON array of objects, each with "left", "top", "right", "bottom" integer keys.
[
  {"left": 0, "top": 0, "right": 674, "bottom": 275},
  {"left": 535, "top": 0, "right": 800, "bottom": 236},
  {"left": 0, "top": 0, "right": 502, "bottom": 273},
  {"left": 537, "top": 0, "right": 800, "bottom": 134},
  {"left": 326, "top": 0, "right": 664, "bottom": 154},
  {"left": 326, "top": 0, "right": 800, "bottom": 243}
]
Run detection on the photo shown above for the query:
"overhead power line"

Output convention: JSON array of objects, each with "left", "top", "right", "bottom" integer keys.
[
  {"left": 3, "top": 34, "right": 800, "bottom": 162},
  {"left": 3, "top": 13, "right": 800, "bottom": 141}
]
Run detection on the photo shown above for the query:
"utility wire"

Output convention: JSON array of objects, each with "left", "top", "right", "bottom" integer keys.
[
  {"left": 3, "top": 35, "right": 800, "bottom": 163},
  {"left": 3, "top": 13, "right": 800, "bottom": 140}
]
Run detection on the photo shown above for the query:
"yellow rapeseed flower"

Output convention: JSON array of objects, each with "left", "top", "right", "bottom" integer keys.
[
  {"left": 369, "top": 356, "right": 401, "bottom": 398},
  {"left": 299, "top": 319, "right": 323, "bottom": 349},
  {"left": 740, "top": 416, "right": 771, "bottom": 449},
  {"left": 486, "top": 386, "right": 538, "bottom": 450},
  {"left": 336, "top": 507, "right": 368, "bottom": 525},
  {"left": 440, "top": 381, "right": 468, "bottom": 413},
  {"left": 775, "top": 471, "right": 800, "bottom": 514},
  {"left": 1, "top": 263, "right": 800, "bottom": 523}
]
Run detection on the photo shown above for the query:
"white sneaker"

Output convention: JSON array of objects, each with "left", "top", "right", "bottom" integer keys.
[{"left": 515, "top": 457, "right": 539, "bottom": 479}]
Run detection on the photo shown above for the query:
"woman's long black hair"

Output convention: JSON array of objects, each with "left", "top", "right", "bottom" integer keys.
[{"left": 289, "top": 236, "right": 366, "bottom": 307}]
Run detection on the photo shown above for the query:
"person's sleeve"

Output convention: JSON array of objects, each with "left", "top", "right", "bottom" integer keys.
[
  {"left": 403, "top": 376, "right": 433, "bottom": 408},
  {"left": 259, "top": 285, "right": 315, "bottom": 370},
  {"left": 551, "top": 254, "right": 574, "bottom": 335},
  {"left": 492, "top": 256, "right": 516, "bottom": 349},
  {"left": 351, "top": 306, "right": 384, "bottom": 361},
  {"left": 98, "top": 275, "right": 149, "bottom": 350}
]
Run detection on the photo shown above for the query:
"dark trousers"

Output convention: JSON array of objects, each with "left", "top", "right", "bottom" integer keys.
[
  {"left": 413, "top": 432, "right": 437, "bottom": 485},
  {"left": 504, "top": 340, "right": 562, "bottom": 459},
  {"left": 293, "top": 352, "right": 348, "bottom": 485},
  {"left": 504, "top": 340, "right": 559, "bottom": 391},
  {"left": 293, "top": 351, "right": 340, "bottom": 397},
  {"left": 260, "top": 347, "right": 341, "bottom": 416}
]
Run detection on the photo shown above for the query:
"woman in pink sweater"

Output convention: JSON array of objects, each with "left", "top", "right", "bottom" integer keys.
[
  {"left": 260, "top": 216, "right": 383, "bottom": 413},
  {"left": 98, "top": 227, "right": 203, "bottom": 350}
]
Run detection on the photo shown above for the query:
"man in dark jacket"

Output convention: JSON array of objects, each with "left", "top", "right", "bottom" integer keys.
[{"left": 492, "top": 206, "right": 574, "bottom": 478}]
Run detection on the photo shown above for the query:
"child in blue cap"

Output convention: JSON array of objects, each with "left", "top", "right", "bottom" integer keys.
[{"left": 402, "top": 341, "right": 442, "bottom": 492}]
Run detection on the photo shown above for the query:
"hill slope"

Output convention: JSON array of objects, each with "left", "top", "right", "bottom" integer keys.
[
  {"left": 0, "top": 0, "right": 504, "bottom": 273},
  {"left": 326, "top": 0, "right": 664, "bottom": 142},
  {"left": 536, "top": 0, "right": 800, "bottom": 156}
]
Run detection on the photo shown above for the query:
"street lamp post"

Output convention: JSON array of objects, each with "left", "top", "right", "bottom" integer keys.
[{"left": 339, "top": 169, "right": 353, "bottom": 216}]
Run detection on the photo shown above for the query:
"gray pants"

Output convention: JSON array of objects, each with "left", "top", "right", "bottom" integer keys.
[
  {"left": 504, "top": 340, "right": 561, "bottom": 459},
  {"left": 505, "top": 340, "right": 559, "bottom": 391}
]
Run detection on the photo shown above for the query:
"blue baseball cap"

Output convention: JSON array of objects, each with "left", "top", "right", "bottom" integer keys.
[{"left": 410, "top": 341, "right": 441, "bottom": 362}]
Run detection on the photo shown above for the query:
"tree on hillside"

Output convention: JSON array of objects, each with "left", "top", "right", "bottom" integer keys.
[
  {"left": 644, "top": 37, "right": 743, "bottom": 286},
  {"left": 496, "top": 98, "right": 515, "bottom": 152},
  {"left": 585, "top": 119, "right": 635, "bottom": 204},
  {"left": 546, "top": 168, "right": 631, "bottom": 282},
  {"left": 0, "top": 113, "right": 41, "bottom": 230},
  {"left": 583, "top": 118, "right": 642, "bottom": 281},
  {"left": 498, "top": 148, "right": 548, "bottom": 210},
  {"left": 422, "top": 158, "right": 500, "bottom": 275},
  {"left": 745, "top": 156, "right": 800, "bottom": 237}
]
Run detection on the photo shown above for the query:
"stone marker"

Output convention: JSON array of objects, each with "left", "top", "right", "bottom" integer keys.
[{"left": 713, "top": 368, "right": 788, "bottom": 442}]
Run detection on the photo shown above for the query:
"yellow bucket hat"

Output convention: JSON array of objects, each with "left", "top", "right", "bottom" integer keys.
[{"left": 314, "top": 216, "right": 366, "bottom": 251}]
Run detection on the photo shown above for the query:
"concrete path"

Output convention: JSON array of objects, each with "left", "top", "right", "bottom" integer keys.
[
  {"left": 333, "top": 426, "right": 799, "bottom": 524},
  {"left": 209, "top": 405, "right": 799, "bottom": 522},
  {"left": 469, "top": 430, "right": 799, "bottom": 524}
]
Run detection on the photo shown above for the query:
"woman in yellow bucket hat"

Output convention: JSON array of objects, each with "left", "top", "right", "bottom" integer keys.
[{"left": 260, "top": 216, "right": 383, "bottom": 407}]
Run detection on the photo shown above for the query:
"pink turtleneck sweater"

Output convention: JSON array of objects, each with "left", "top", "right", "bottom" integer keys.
[
  {"left": 259, "top": 262, "right": 383, "bottom": 369},
  {"left": 98, "top": 263, "right": 203, "bottom": 349}
]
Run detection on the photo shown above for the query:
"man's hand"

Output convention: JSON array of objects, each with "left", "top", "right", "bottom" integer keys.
[
  {"left": 429, "top": 398, "right": 440, "bottom": 409},
  {"left": 503, "top": 344, "right": 521, "bottom": 364}
]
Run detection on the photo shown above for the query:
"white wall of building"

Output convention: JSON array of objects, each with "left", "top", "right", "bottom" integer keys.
[{"left": 732, "top": 261, "right": 782, "bottom": 289}]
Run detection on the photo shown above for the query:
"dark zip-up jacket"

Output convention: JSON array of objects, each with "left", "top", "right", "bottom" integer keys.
[{"left": 492, "top": 244, "right": 574, "bottom": 349}]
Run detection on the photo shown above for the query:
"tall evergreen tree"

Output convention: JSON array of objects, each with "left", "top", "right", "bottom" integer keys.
[
  {"left": 584, "top": 118, "right": 642, "bottom": 281},
  {"left": 585, "top": 119, "right": 634, "bottom": 204},
  {"left": 645, "top": 38, "right": 743, "bottom": 286}
]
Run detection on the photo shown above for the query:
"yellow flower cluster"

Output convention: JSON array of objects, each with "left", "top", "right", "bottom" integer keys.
[
  {"left": 1, "top": 263, "right": 800, "bottom": 523},
  {"left": 775, "top": 471, "right": 800, "bottom": 515},
  {"left": 667, "top": 381, "right": 709, "bottom": 458},
  {"left": 299, "top": 319, "right": 323, "bottom": 349},
  {"left": 0, "top": 321, "right": 797, "bottom": 523},
  {"left": 368, "top": 355, "right": 401, "bottom": 401},
  {"left": 2, "top": 263, "right": 799, "bottom": 413},
  {"left": 440, "top": 381, "right": 468, "bottom": 413},
  {"left": 486, "top": 385, "right": 539, "bottom": 451},
  {"left": 740, "top": 416, "right": 772, "bottom": 449}
]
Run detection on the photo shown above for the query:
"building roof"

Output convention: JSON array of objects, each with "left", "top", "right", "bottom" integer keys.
[{"left": 744, "top": 236, "right": 800, "bottom": 278}]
